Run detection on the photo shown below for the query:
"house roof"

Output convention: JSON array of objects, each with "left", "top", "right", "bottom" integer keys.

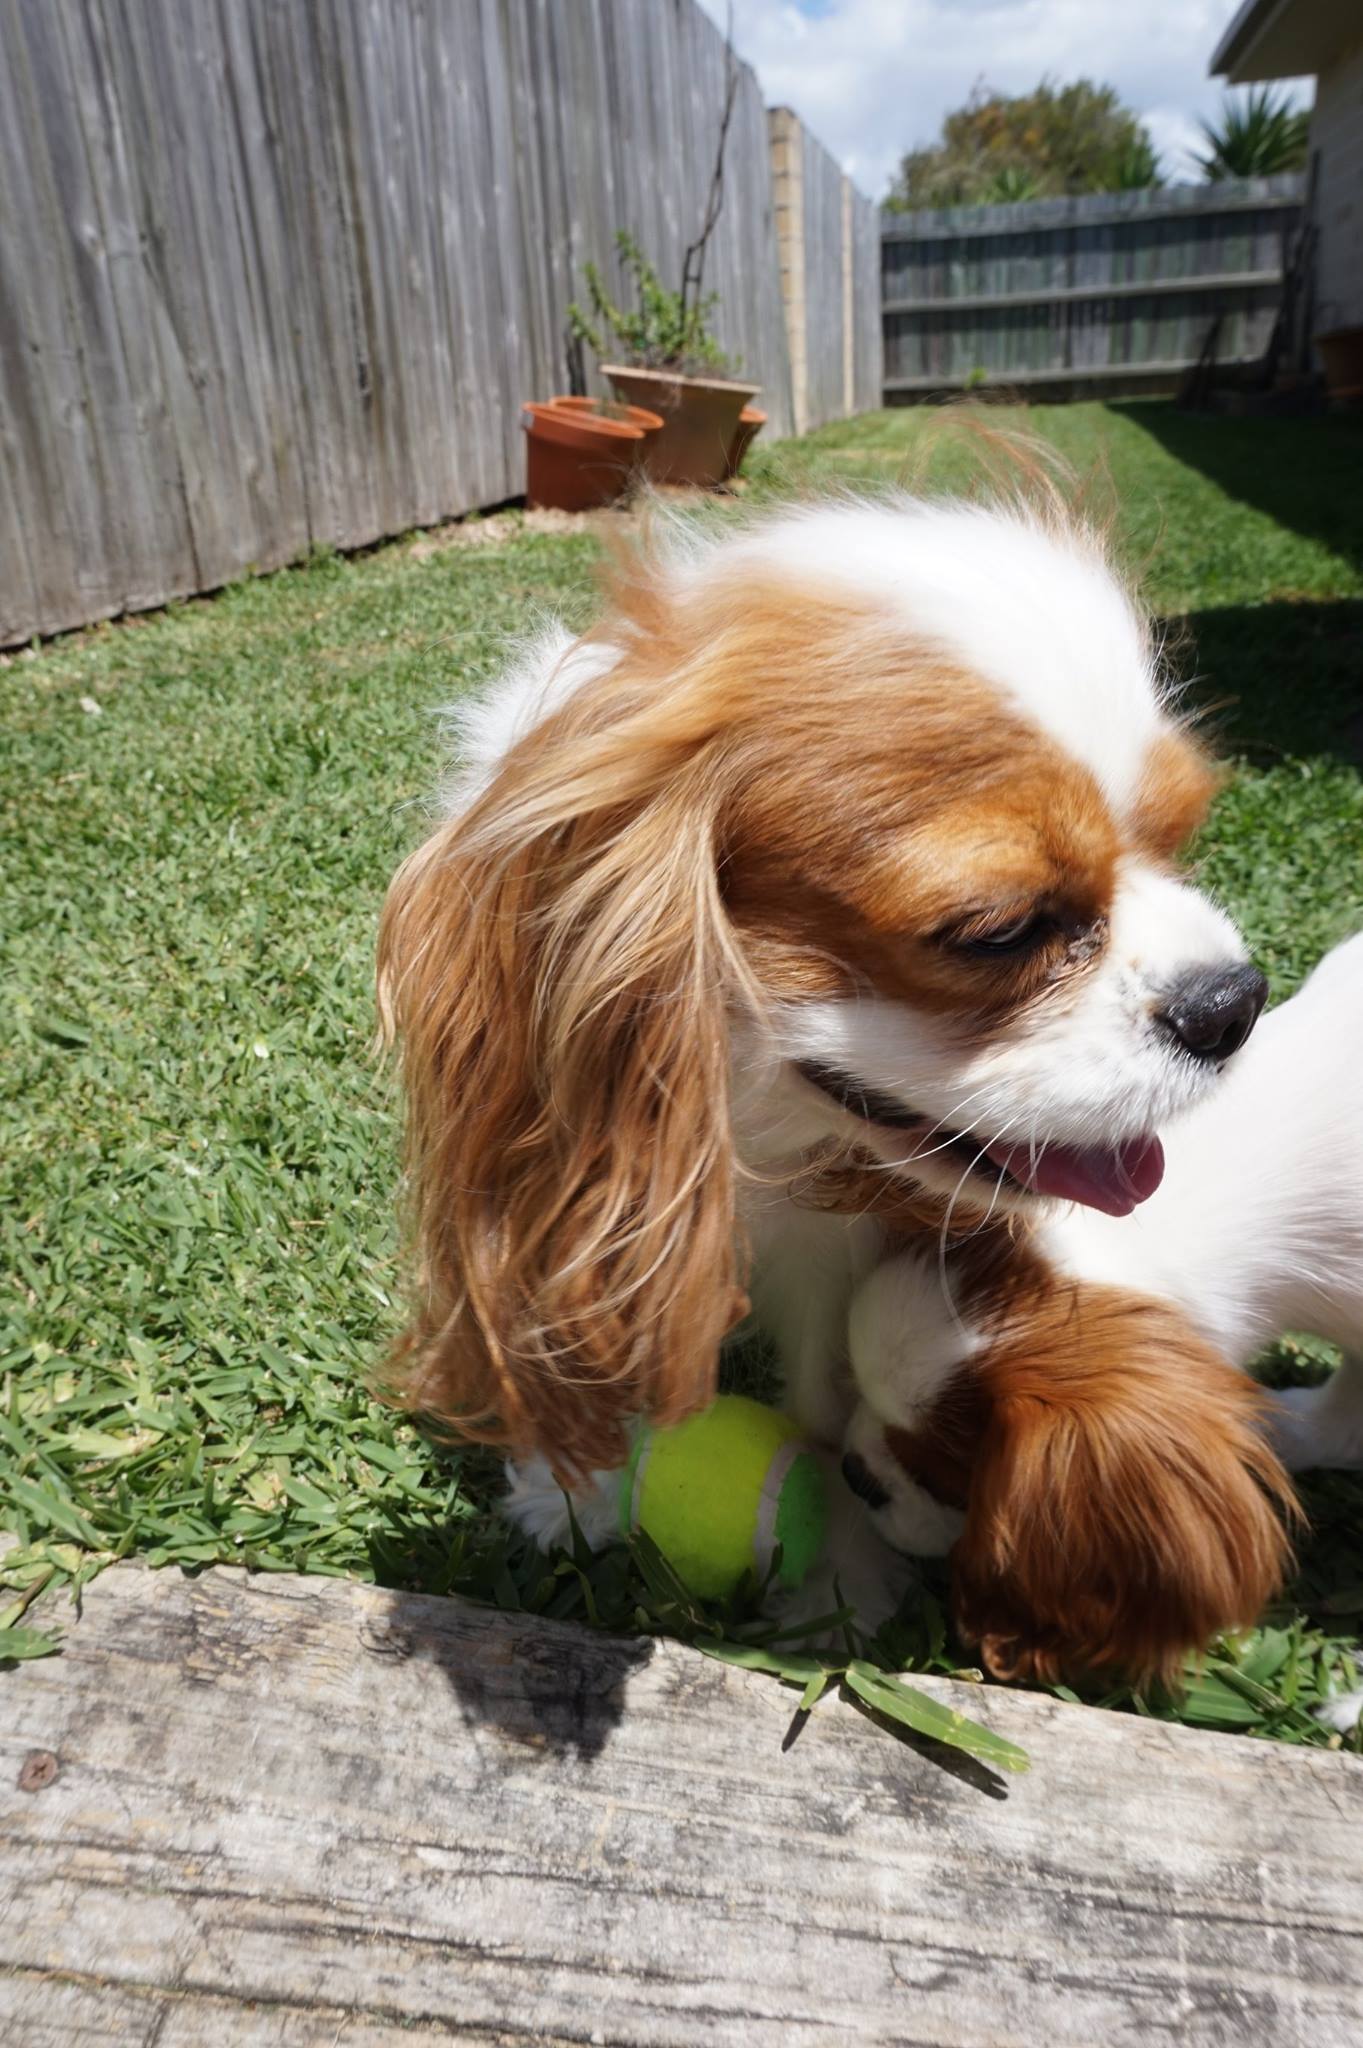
[{"left": 1211, "top": 0, "right": 1358, "bottom": 81}]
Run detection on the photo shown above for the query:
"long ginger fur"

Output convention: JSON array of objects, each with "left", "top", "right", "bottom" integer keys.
[
  {"left": 888, "top": 1285, "right": 1298, "bottom": 1687},
  {"left": 377, "top": 640, "right": 751, "bottom": 1480}
]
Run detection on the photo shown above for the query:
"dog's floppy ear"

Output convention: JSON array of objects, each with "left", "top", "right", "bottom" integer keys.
[
  {"left": 950, "top": 1289, "right": 1298, "bottom": 1689},
  {"left": 376, "top": 640, "right": 755, "bottom": 1484}
]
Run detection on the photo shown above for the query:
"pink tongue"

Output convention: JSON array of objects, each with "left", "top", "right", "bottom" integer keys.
[{"left": 986, "top": 1134, "right": 1165, "bottom": 1217}]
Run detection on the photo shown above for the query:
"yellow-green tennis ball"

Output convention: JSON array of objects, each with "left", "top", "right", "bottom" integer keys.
[{"left": 618, "top": 1394, "right": 827, "bottom": 1601}]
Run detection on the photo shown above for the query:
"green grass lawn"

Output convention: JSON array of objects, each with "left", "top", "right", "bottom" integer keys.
[{"left": 5, "top": 400, "right": 1363, "bottom": 1759}]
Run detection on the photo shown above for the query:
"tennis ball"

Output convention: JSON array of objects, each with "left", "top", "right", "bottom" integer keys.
[{"left": 618, "top": 1394, "right": 828, "bottom": 1600}]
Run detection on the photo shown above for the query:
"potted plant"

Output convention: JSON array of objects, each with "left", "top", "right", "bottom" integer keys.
[
  {"left": 725, "top": 404, "right": 767, "bottom": 478},
  {"left": 570, "top": 230, "right": 760, "bottom": 490},
  {"left": 566, "top": 36, "right": 763, "bottom": 490},
  {"left": 522, "top": 395, "right": 663, "bottom": 514}
]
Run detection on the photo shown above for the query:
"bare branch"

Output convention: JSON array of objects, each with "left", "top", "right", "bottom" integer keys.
[{"left": 680, "top": 4, "right": 739, "bottom": 330}]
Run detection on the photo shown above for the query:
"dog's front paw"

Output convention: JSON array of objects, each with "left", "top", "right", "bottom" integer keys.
[
  {"left": 1317, "top": 1682, "right": 1363, "bottom": 1736},
  {"left": 840, "top": 1399, "right": 967, "bottom": 1559},
  {"left": 503, "top": 1456, "right": 622, "bottom": 1553}
]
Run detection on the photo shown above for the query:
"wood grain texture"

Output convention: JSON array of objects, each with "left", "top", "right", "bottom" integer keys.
[
  {"left": 799, "top": 118, "right": 845, "bottom": 432},
  {"left": 848, "top": 175, "right": 883, "bottom": 415},
  {"left": 1, "top": 0, "right": 857, "bottom": 647},
  {"left": 880, "top": 174, "right": 1302, "bottom": 395},
  {"left": 3, "top": 1563, "right": 1363, "bottom": 2046}
]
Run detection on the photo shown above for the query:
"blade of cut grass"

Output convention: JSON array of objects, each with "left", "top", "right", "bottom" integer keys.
[{"left": 845, "top": 1661, "right": 1030, "bottom": 1773}]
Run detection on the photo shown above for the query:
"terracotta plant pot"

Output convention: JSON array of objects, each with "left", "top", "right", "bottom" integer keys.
[
  {"left": 725, "top": 405, "right": 767, "bottom": 479},
  {"left": 1314, "top": 326, "right": 1363, "bottom": 399},
  {"left": 544, "top": 395, "right": 664, "bottom": 436},
  {"left": 602, "top": 365, "right": 761, "bottom": 487},
  {"left": 522, "top": 400, "right": 661, "bottom": 513}
]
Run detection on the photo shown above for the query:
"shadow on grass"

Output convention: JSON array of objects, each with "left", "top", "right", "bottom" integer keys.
[
  {"left": 1293, "top": 1468, "right": 1363, "bottom": 1619},
  {"left": 1169, "top": 598, "right": 1363, "bottom": 768},
  {"left": 1110, "top": 403, "right": 1363, "bottom": 574}
]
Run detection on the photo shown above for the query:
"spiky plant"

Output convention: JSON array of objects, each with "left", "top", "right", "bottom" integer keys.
[
  {"left": 1109, "top": 131, "right": 1161, "bottom": 190},
  {"left": 981, "top": 165, "right": 1042, "bottom": 204},
  {"left": 1196, "top": 86, "right": 1310, "bottom": 180}
]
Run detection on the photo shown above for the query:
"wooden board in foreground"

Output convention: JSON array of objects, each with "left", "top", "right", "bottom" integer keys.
[{"left": 3, "top": 1565, "right": 1362, "bottom": 2046}]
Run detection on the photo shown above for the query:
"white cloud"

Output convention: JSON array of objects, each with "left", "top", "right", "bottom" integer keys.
[{"left": 699, "top": 0, "right": 1313, "bottom": 198}]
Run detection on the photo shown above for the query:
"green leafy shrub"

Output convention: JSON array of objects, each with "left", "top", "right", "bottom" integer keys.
[
  {"left": 887, "top": 78, "right": 1161, "bottom": 210},
  {"left": 569, "top": 230, "right": 730, "bottom": 377}
]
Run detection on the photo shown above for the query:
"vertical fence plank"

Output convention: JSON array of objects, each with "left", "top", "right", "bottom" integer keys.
[
  {"left": 211, "top": 0, "right": 314, "bottom": 564},
  {"left": 44, "top": 2, "right": 195, "bottom": 614},
  {"left": 849, "top": 183, "right": 883, "bottom": 415}
]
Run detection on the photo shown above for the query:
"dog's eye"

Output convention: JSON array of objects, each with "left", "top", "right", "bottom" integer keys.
[{"left": 956, "top": 914, "right": 1050, "bottom": 958}]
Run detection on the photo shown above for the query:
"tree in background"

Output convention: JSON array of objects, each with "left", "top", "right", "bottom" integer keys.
[
  {"left": 1195, "top": 86, "right": 1310, "bottom": 180},
  {"left": 886, "top": 79, "right": 1160, "bottom": 210}
]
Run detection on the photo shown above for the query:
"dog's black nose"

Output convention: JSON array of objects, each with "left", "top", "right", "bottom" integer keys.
[
  {"left": 1155, "top": 964, "right": 1268, "bottom": 1064},
  {"left": 841, "top": 1450, "right": 892, "bottom": 1511}
]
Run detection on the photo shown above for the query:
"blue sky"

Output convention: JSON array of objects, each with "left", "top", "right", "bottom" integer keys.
[{"left": 699, "top": 0, "right": 1312, "bottom": 199}]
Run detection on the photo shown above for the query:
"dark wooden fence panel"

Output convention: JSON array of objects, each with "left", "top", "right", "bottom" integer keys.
[{"left": 881, "top": 175, "right": 1303, "bottom": 397}]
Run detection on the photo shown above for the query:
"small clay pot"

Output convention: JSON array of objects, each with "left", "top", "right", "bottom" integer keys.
[
  {"left": 522, "top": 400, "right": 661, "bottom": 512},
  {"left": 545, "top": 396, "right": 664, "bottom": 436},
  {"left": 602, "top": 365, "right": 761, "bottom": 487},
  {"left": 725, "top": 406, "right": 767, "bottom": 478}
]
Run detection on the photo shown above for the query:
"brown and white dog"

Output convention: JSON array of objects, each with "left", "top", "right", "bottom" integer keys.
[{"left": 378, "top": 492, "right": 1293, "bottom": 1676}]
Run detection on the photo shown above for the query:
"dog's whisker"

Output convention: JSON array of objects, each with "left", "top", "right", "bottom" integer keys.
[
  {"left": 933, "top": 1113, "right": 1024, "bottom": 1337},
  {"left": 857, "top": 1088, "right": 1002, "bottom": 1176}
]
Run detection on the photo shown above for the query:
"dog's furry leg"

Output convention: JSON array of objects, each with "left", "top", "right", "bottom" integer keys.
[{"left": 503, "top": 1456, "right": 621, "bottom": 1553}]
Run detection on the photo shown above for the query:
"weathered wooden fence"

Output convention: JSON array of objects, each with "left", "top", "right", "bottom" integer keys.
[
  {"left": 770, "top": 108, "right": 883, "bottom": 433},
  {"left": 0, "top": 0, "right": 874, "bottom": 646},
  {"left": 881, "top": 175, "right": 1304, "bottom": 400}
]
